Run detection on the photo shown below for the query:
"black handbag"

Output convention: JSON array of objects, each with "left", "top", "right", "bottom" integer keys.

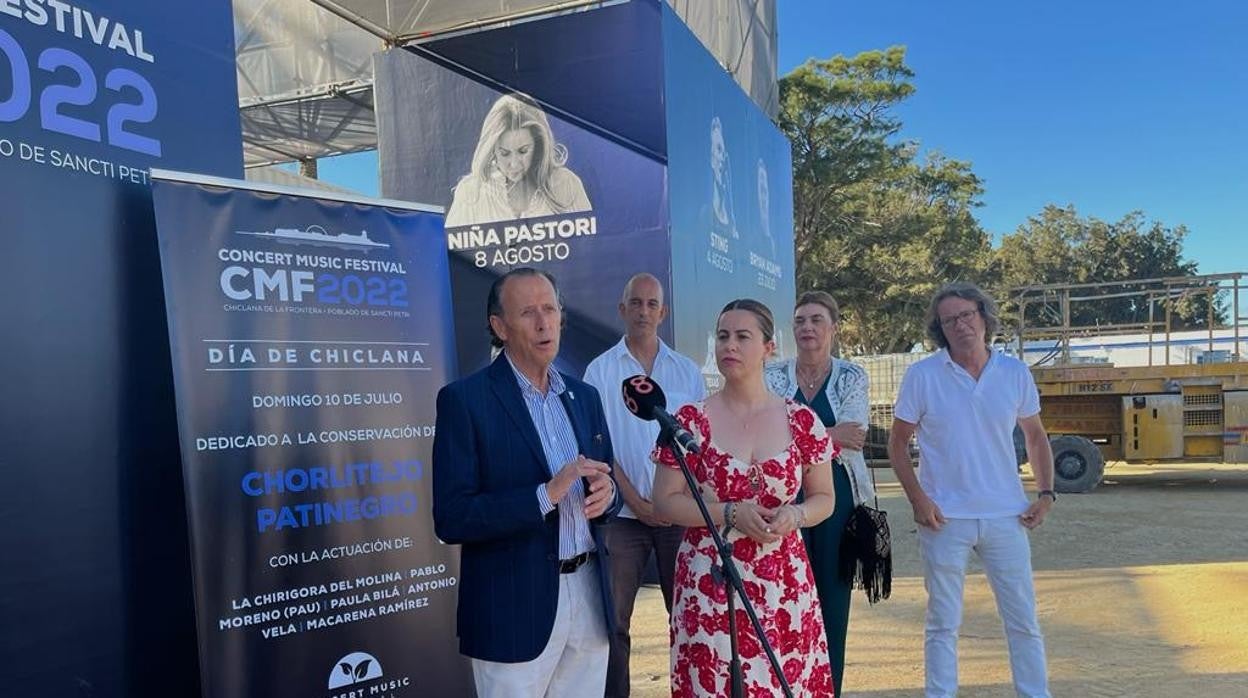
[{"left": 838, "top": 461, "right": 892, "bottom": 604}]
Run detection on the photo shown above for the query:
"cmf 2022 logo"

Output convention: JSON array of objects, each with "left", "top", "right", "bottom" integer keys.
[{"left": 328, "top": 651, "right": 411, "bottom": 697}]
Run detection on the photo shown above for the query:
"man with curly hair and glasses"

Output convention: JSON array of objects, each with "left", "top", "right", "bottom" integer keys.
[{"left": 889, "top": 282, "right": 1056, "bottom": 698}]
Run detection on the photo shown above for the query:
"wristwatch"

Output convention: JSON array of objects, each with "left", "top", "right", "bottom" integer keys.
[{"left": 1037, "top": 489, "right": 1057, "bottom": 502}]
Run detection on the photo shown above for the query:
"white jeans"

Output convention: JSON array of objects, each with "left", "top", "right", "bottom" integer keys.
[
  {"left": 471, "top": 560, "right": 609, "bottom": 697},
  {"left": 918, "top": 517, "right": 1050, "bottom": 698}
]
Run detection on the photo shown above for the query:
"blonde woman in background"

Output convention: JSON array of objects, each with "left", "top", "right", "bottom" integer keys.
[{"left": 765, "top": 291, "right": 874, "bottom": 695}]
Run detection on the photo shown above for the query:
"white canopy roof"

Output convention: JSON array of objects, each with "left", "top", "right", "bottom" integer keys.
[{"left": 234, "top": 0, "right": 777, "bottom": 167}]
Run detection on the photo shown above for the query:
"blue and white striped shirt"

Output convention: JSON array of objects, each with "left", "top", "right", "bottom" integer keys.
[{"left": 507, "top": 353, "right": 595, "bottom": 558}]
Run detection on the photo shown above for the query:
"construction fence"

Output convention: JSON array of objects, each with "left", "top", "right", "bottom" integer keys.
[{"left": 851, "top": 352, "right": 929, "bottom": 465}]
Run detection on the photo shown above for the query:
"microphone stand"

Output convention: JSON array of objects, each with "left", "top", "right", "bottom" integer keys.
[{"left": 660, "top": 424, "right": 794, "bottom": 698}]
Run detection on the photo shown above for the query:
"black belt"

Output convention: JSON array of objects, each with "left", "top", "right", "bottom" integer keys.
[{"left": 559, "top": 552, "right": 591, "bottom": 574}]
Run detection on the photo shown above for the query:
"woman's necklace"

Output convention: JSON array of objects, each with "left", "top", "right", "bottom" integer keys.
[
  {"left": 723, "top": 396, "right": 768, "bottom": 431},
  {"left": 796, "top": 357, "right": 832, "bottom": 391},
  {"left": 722, "top": 397, "right": 771, "bottom": 493}
]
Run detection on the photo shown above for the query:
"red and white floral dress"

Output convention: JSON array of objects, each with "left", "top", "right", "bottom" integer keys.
[{"left": 652, "top": 400, "right": 839, "bottom": 698}]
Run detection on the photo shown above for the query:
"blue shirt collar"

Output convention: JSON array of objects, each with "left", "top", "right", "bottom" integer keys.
[{"left": 505, "top": 351, "right": 566, "bottom": 397}]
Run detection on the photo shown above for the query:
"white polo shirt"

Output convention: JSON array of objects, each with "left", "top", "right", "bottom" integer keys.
[
  {"left": 584, "top": 337, "right": 706, "bottom": 519},
  {"left": 894, "top": 348, "right": 1040, "bottom": 518}
]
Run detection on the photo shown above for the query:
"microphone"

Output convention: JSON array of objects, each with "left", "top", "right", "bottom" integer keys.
[{"left": 621, "top": 375, "right": 701, "bottom": 454}]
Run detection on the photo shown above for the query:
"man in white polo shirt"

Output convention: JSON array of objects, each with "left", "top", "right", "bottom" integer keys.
[
  {"left": 584, "top": 272, "right": 705, "bottom": 698},
  {"left": 888, "top": 282, "right": 1056, "bottom": 698}
]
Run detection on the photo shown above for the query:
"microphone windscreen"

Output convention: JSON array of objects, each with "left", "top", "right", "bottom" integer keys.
[{"left": 621, "top": 374, "right": 667, "bottom": 420}]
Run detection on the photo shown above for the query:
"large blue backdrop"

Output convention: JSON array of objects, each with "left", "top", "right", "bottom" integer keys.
[
  {"left": 663, "top": 6, "right": 797, "bottom": 389},
  {"left": 0, "top": 2, "right": 241, "bottom": 696}
]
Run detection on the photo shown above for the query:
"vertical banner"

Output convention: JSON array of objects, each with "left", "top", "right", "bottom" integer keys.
[
  {"left": 0, "top": 1, "right": 240, "bottom": 695},
  {"left": 150, "top": 172, "right": 471, "bottom": 698},
  {"left": 375, "top": 0, "right": 671, "bottom": 379}
]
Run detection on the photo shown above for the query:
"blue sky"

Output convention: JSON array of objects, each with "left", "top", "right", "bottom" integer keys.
[
  {"left": 316, "top": 0, "right": 1247, "bottom": 275},
  {"left": 776, "top": 0, "right": 1248, "bottom": 275}
]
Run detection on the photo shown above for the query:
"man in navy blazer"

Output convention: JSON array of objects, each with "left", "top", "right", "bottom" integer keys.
[{"left": 433, "top": 267, "right": 621, "bottom": 697}]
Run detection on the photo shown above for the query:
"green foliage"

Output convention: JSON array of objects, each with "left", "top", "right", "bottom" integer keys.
[
  {"left": 779, "top": 47, "right": 1213, "bottom": 353},
  {"left": 779, "top": 47, "right": 994, "bottom": 353},
  {"left": 996, "top": 205, "right": 1221, "bottom": 331}
]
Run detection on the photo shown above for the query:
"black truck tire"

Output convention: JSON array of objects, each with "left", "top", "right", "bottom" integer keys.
[{"left": 1050, "top": 435, "right": 1105, "bottom": 493}]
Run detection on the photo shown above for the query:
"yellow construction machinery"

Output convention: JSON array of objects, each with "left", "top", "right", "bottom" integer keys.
[{"left": 1009, "top": 273, "right": 1248, "bottom": 492}]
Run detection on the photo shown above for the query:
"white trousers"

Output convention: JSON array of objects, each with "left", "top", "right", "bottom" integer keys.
[
  {"left": 918, "top": 517, "right": 1050, "bottom": 698},
  {"left": 471, "top": 560, "right": 609, "bottom": 698}
]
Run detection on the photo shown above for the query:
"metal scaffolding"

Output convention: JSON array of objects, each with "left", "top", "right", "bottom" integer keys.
[
  {"left": 233, "top": 0, "right": 778, "bottom": 169},
  {"left": 1007, "top": 273, "right": 1247, "bottom": 367}
]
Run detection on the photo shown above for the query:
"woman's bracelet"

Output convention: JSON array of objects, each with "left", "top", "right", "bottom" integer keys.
[{"left": 792, "top": 504, "right": 807, "bottom": 528}]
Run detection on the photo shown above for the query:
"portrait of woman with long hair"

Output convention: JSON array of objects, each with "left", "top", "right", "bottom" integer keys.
[{"left": 445, "top": 92, "right": 592, "bottom": 227}]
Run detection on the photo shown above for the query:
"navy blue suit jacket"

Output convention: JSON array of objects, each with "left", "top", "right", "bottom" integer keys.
[{"left": 432, "top": 354, "right": 622, "bottom": 663}]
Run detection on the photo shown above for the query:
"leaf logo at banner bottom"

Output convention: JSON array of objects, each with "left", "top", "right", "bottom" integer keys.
[{"left": 327, "top": 652, "right": 383, "bottom": 689}]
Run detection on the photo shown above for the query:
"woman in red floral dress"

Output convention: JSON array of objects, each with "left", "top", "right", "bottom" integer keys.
[{"left": 652, "top": 299, "right": 839, "bottom": 697}]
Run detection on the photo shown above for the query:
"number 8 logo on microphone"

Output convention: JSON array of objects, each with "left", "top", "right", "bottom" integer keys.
[{"left": 629, "top": 376, "right": 653, "bottom": 394}]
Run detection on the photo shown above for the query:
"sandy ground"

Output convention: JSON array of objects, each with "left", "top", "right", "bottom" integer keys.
[{"left": 624, "top": 462, "right": 1248, "bottom": 696}]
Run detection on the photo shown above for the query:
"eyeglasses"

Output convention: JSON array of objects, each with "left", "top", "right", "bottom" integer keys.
[{"left": 939, "top": 308, "right": 980, "bottom": 328}]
